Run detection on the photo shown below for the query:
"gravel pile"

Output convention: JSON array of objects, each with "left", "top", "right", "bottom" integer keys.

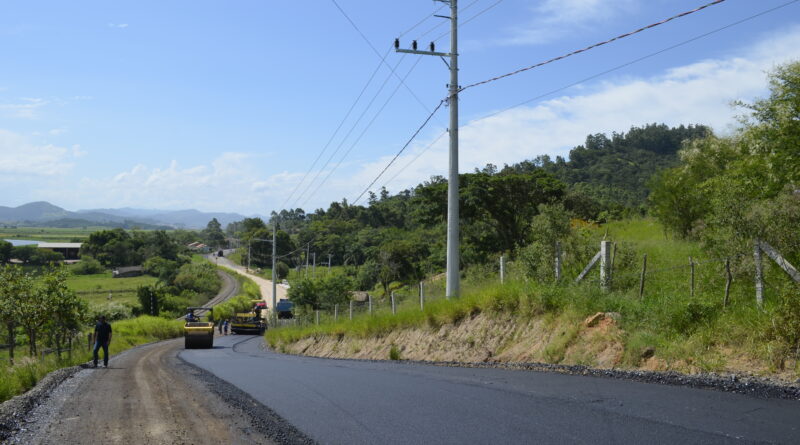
[{"left": 180, "top": 359, "right": 315, "bottom": 445}]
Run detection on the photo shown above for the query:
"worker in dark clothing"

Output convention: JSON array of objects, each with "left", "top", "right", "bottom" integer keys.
[{"left": 93, "top": 315, "right": 113, "bottom": 368}]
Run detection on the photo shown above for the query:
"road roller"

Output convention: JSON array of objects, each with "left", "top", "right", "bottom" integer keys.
[{"left": 184, "top": 307, "right": 214, "bottom": 349}]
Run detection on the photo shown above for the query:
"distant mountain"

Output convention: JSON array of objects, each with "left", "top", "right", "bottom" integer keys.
[
  {"left": 0, "top": 201, "right": 70, "bottom": 222},
  {"left": 78, "top": 207, "right": 249, "bottom": 229},
  {"left": 0, "top": 202, "right": 250, "bottom": 229}
]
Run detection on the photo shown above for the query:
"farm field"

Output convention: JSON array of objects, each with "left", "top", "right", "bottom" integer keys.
[
  {"left": 0, "top": 226, "right": 103, "bottom": 243},
  {"left": 65, "top": 272, "right": 157, "bottom": 308}
]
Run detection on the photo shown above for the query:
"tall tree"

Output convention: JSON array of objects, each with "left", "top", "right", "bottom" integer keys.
[{"left": 203, "top": 218, "right": 226, "bottom": 248}]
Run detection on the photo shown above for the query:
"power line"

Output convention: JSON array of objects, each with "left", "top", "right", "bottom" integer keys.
[
  {"left": 277, "top": 50, "right": 389, "bottom": 212},
  {"left": 330, "top": 0, "right": 437, "bottom": 117},
  {"left": 352, "top": 99, "right": 445, "bottom": 205},
  {"left": 301, "top": 57, "right": 428, "bottom": 209},
  {"left": 291, "top": 54, "right": 409, "bottom": 208},
  {"left": 377, "top": 0, "right": 799, "bottom": 191},
  {"left": 417, "top": 0, "right": 483, "bottom": 39},
  {"left": 279, "top": 6, "right": 455, "bottom": 212},
  {"left": 433, "top": 0, "right": 505, "bottom": 42},
  {"left": 381, "top": 131, "right": 447, "bottom": 190},
  {"left": 459, "top": 0, "right": 728, "bottom": 92},
  {"left": 398, "top": 3, "right": 447, "bottom": 38}
]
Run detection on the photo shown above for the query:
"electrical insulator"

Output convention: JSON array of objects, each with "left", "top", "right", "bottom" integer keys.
[
  {"left": 430, "top": 42, "right": 435, "bottom": 52},
  {"left": 412, "top": 40, "right": 418, "bottom": 50},
  {"left": 394, "top": 38, "right": 399, "bottom": 49}
]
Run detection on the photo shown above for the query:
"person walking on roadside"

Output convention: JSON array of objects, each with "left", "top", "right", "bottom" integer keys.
[
  {"left": 217, "top": 319, "right": 223, "bottom": 335},
  {"left": 93, "top": 315, "right": 113, "bottom": 368},
  {"left": 224, "top": 319, "right": 230, "bottom": 335}
]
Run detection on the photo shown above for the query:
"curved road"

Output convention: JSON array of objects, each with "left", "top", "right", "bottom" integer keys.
[
  {"left": 183, "top": 336, "right": 800, "bottom": 444},
  {"left": 211, "top": 254, "right": 288, "bottom": 309}
]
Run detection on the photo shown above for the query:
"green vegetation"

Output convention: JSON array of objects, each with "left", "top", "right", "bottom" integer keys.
[
  {"left": 268, "top": 218, "right": 797, "bottom": 375},
  {"left": 0, "top": 316, "right": 183, "bottom": 403},
  {"left": 0, "top": 226, "right": 100, "bottom": 243},
  {"left": 266, "top": 61, "right": 799, "bottom": 376},
  {"left": 209, "top": 268, "right": 261, "bottom": 321}
]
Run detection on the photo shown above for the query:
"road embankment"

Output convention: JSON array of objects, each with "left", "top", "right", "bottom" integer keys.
[{"left": 268, "top": 311, "right": 800, "bottom": 399}]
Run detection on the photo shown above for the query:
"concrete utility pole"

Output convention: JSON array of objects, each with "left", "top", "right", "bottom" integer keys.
[
  {"left": 272, "top": 222, "right": 277, "bottom": 318},
  {"left": 396, "top": 0, "right": 459, "bottom": 298}
]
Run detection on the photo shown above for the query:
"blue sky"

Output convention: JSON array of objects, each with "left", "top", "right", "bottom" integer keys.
[{"left": 1, "top": 0, "right": 799, "bottom": 214}]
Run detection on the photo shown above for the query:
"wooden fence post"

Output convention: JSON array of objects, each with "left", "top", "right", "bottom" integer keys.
[
  {"left": 724, "top": 258, "right": 731, "bottom": 307},
  {"left": 419, "top": 282, "right": 424, "bottom": 311},
  {"left": 689, "top": 256, "right": 695, "bottom": 298},
  {"left": 500, "top": 255, "right": 505, "bottom": 284},
  {"left": 555, "top": 241, "right": 562, "bottom": 282},
  {"left": 391, "top": 291, "right": 396, "bottom": 315},
  {"left": 638, "top": 253, "right": 647, "bottom": 300},
  {"left": 334, "top": 304, "right": 339, "bottom": 322},
  {"left": 600, "top": 241, "right": 612, "bottom": 290},
  {"left": 754, "top": 240, "right": 764, "bottom": 307},
  {"left": 315, "top": 310, "right": 319, "bottom": 325},
  {"left": 349, "top": 300, "right": 354, "bottom": 321},
  {"left": 368, "top": 295, "right": 373, "bottom": 315}
]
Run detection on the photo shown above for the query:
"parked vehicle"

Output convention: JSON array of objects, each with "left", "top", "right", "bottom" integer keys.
[{"left": 276, "top": 298, "right": 294, "bottom": 319}]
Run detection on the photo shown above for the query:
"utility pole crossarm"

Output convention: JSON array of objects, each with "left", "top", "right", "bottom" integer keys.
[{"left": 395, "top": 48, "right": 451, "bottom": 57}]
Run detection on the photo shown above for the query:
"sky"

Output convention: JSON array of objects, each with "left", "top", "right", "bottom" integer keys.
[{"left": 1, "top": 0, "right": 799, "bottom": 215}]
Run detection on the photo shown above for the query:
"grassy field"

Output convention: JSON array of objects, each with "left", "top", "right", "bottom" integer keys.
[
  {"left": 0, "top": 226, "right": 103, "bottom": 242},
  {"left": 0, "top": 316, "right": 183, "bottom": 403},
  {"left": 267, "top": 218, "right": 799, "bottom": 378},
  {"left": 65, "top": 272, "right": 157, "bottom": 308}
]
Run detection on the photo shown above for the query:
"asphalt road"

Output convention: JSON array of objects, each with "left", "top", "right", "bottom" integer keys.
[{"left": 182, "top": 336, "right": 800, "bottom": 444}]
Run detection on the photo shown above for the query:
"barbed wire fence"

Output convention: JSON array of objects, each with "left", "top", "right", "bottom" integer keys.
[{"left": 276, "top": 239, "right": 798, "bottom": 329}]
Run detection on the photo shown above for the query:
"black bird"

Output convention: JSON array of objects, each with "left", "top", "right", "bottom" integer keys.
[
  {"left": 394, "top": 38, "right": 399, "bottom": 49},
  {"left": 430, "top": 42, "right": 435, "bottom": 52},
  {"left": 412, "top": 40, "right": 418, "bottom": 50}
]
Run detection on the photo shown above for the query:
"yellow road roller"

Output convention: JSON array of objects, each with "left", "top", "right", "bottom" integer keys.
[{"left": 184, "top": 307, "right": 214, "bottom": 349}]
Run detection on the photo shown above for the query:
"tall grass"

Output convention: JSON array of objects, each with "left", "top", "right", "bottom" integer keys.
[
  {"left": 0, "top": 315, "right": 184, "bottom": 404},
  {"left": 266, "top": 218, "right": 799, "bottom": 375}
]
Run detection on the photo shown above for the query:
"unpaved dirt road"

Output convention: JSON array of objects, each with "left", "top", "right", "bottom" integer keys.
[
  {"left": 23, "top": 338, "right": 275, "bottom": 445},
  {"left": 213, "top": 255, "right": 288, "bottom": 308}
]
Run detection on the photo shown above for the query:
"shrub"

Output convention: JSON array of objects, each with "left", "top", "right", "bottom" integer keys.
[
  {"left": 276, "top": 261, "right": 290, "bottom": 280},
  {"left": 389, "top": 345, "right": 401, "bottom": 360},
  {"left": 72, "top": 256, "right": 105, "bottom": 275}
]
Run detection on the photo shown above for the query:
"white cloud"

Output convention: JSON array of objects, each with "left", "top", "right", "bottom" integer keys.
[
  {"left": 0, "top": 129, "right": 74, "bottom": 176},
  {"left": 70, "top": 153, "right": 285, "bottom": 212},
  {"left": 0, "top": 97, "right": 47, "bottom": 119},
  {"left": 71, "top": 144, "right": 87, "bottom": 158},
  {"left": 107, "top": 23, "right": 129, "bottom": 29},
  {"left": 348, "top": 26, "right": 800, "bottom": 202},
  {"left": 499, "top": 0, "right": 637, "bottom": 46}
]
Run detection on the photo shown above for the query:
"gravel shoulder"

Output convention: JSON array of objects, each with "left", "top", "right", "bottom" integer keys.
[{"left": 7, "top": 338, "right": 278, "bottom": 445}]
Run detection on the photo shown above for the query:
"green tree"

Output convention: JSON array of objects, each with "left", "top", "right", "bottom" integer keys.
[
  {"left": 0, "top": 265, "right": 30, "bottom": 363},
  {"left": 137, "top": 285, "right": 163, "bottom": 316},
  {"left": 203, "top": 218, "right": 226, "bottom": 248},
  {"left": 41, "top": 267, "right": 88, "bottom": 359},
  {"left": 0, "top": 240, "right": 12, "bottom": 263}
]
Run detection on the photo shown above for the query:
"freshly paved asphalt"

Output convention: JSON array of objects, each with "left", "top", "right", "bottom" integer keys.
[{"left": 181, "top": 335, "right": 800, "bottom": 444}]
